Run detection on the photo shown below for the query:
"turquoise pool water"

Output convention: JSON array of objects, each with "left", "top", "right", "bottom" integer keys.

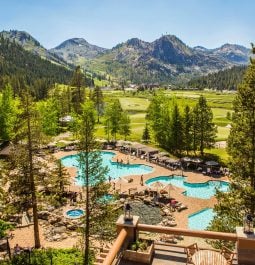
[
  {"left": 188, "top": 208, "right": 215, "bottom": 230},
  {"left": 145, "top": 175, "right": 229, "bottom": 199},
  {"left": 66, "top": 209, "right": 84, "bottom": 218},
  {"left": 61, "top": 151, "right": 153, "bottom": 186}
]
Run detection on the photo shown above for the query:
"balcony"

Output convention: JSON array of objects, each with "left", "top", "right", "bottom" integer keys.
[{"left": 98, "top": 215, "right": 255, "bottom": 265}]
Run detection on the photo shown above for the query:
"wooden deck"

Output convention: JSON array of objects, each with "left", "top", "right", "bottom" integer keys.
[{"left": 118, "top": 243, "right": 238, "bottom": 265}]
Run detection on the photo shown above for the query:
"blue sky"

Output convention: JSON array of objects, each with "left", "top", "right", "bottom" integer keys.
[{"left": 0, "top": 0, "right": 254, "bottom": 49}]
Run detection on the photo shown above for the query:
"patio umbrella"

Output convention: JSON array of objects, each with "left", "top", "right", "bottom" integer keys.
[
  {"left": 150, "top": 181, "right": 164, "bottom": 191},
  {"left": 163, "top": 183, "right": 177, "bottom": 197}
]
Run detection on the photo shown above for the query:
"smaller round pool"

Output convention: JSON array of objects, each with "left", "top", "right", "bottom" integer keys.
[{"left": 66, "top": 209, "right": 84, "bottom": 219}]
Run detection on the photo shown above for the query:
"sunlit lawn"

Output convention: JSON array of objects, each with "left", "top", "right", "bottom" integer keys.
[
  {"left": 205, "top": 148, "right": 229, "bottom": 164},
  {"left": 119, "top": 97, "right": 150, "bottom": 112}
]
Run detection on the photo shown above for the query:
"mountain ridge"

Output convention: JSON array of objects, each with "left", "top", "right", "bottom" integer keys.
[
  {"left": 1, "top": 30, "right": 251, "bottom": 84},
  {"left": 0, "top": 30, "right": 70, "bottom": 67}
]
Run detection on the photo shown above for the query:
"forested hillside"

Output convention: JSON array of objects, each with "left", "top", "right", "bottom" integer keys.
[
  {"left": 187, "top": 65, "right": 246, "bottom": 90},
  {"left": 0, "top": 35, "right": 73, "bottom": 99}
]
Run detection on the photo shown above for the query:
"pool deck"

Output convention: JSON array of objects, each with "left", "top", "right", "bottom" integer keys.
[{"left": 55, "top": 150, "right": 229, "bottom": 230}]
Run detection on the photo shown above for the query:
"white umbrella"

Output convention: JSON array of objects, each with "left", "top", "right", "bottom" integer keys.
[
  {"left": 163, "top": 183, "right": 177, "bottom": 197},
  {"left": 150, "top": 181, "right": 164, "bottom": 191}
]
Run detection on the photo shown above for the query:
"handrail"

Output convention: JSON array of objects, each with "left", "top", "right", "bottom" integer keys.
[
  {"left": 137, "top": 224, "right": 237, "bottom": 241},
  {"left": 102, "top": 228, "right": 128, "bottom": 265}
]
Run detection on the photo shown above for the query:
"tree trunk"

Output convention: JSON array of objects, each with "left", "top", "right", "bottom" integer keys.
[
  {"left": 26, "top": 95, "right": 40, "bottom": 248},
  {"left": 84, "top": 120, "right": 90, "bottom": 265}
]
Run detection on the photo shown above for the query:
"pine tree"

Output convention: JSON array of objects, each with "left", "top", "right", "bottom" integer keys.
[
  {"left": 147, "top": 93, "right": 167, "bottom": 146},
  {"left": 142, "top": 123, "right": 150, "bottom": 143},
  {"left": 192, "top": 95, "right": 216, "bottom": 156},
  {"left": 0, "top": 84, "right": 20, "bottom": 141},
  {"left": 183, "top": 105, "right": 193, "bottom": 154},
  {"left": 170, "top": 104, "right": 183, "bottom": 154},
  {"left": 91, "top": 86, "right": 104, "bottom": 123},
  {"left": 104, "top": 99, "right": 123, "bottom": 141},
  {"left": 37, "top": 98, "right": 60, "bottom": 136},
  {"left": 227, "top": 45, "right": 255, "bottom": 212},
  {"left": 208, "top": 46, "right": 255, "bottom": 243},
  {"left": 76, "top": 100, "right": 110, "bottom": 264},
  {"left": 70, "top": 66, "right": 85, "bottom": 114},
  {"left": 119, "top": 111, "right": 131, "bottom": 140}
]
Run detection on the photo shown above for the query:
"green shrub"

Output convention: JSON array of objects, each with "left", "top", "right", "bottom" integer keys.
[{"left": 0, "top": 220, "right": 13, "bottom": 239}]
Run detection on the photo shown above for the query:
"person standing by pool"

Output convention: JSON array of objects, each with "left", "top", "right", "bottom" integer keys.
[{"left": 140, "top": 175, "right": 144, "bottom": 186}]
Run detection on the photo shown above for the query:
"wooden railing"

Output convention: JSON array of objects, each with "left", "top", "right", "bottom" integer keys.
[
  {"left": 102, "top": 228, "right": 128, "bottom": 265},
  {"left": 137, "top": 224, "right": 237, "bottom": 241},
  {"left": 102, "top": 221, "right": 237, "bottom": 265},
  {"left": 102, "top": 214, "right": 255, "bottom": 265}
]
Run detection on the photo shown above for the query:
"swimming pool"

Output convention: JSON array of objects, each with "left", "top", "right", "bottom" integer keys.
[
  {"left": 145, "top": 175, "right": 229, "bottom": 199},
  {"left": 66, "top": 209, "right": 84, "bottom": 219},
  {"left": 61, "top": 151, "right": 153, "bottom": 186},
  {"left": 188, "top": 208, "right": 215, "bottom": 230}
]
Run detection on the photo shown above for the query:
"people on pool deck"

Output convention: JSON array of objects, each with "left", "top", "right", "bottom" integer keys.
[
  {"left": 14, "top": 244, "right": 22, "bottom": 255},
  {"left": 170, "top": 199, "right": 178, "bottom": 211},
  {"left": 140, "top": 175, "right": 144, "bottom": 186}
]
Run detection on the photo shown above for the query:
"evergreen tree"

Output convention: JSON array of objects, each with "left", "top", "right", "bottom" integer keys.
[
  {"left": 91, "top": 86, "right": 104, "bottom": 123},
  {"left": 183, "top": 105, "right": 193, "bottom": 154},
  {"left": 142, "top": 123, "right": 150, "bottom": 143},
  {"left": 104, "top": 99, "right": 123, "bottom": 141},
  {"left": 208, "top": 46, "right": 255, "bottom": 244},
  {"left": 192, "top": 95, "right": 216, "bottom": 156},
  {"left": 37, "top": 98, "right": 60, "bottom": 136},
  {"left": 147, "top": 93, "right": 167, "bottom": 145},
  {"left": 119, "top": 111, "right": 131, "bottom": 140},
  {"left": 227, "top": 45, "right": 255, "bottom": 211},
  {"left": 170, "top": 104, "right": 183, "bottom": 154},
  {"left": 76, "top": 100, "right": 109, "bottom": 265},
  {"left": 0, "top": 84, "right": 20, "bottom": 141},
  {"left": 16, "top": 90, "right": 41, "bottom": 248},
  {"left": 70, "top": 66, "right": 85, "bottom": 114}
]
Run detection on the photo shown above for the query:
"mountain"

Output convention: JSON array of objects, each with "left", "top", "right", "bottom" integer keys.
[
  {"left": 0, "top": 30, "right": 69, "bottom": 66},
  {"left": 50, "top": 38, "right": 108, "bottom": 65},
  {"left": 83, "top": 35, "right": 242, "bottom": 83},
  {"left": 0, "top": 34, "right": 72, "bottom": 99},
  {"left": 1, "top": 30, "right": 250, "bottom": 84},
  {"left": 210, "top": 44, "right": 250, "bottom": 65},
  {"left": 188, "top": 65, "right": 247, "bottom": 90}
]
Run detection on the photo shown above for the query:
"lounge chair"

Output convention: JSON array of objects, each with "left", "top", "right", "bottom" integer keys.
[
  {"left": 220, "top": 246, "right": 235, "bottom": 265},
  {"left": 176, "top": 204, "right": 188, "bottom": 212},
  {"left": 184, "top": 243, "right": 199, "bottom": 264}
]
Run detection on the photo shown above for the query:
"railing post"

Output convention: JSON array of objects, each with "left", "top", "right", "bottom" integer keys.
[
  {"left": 116, "top": 215, "right": 140, "bottom": 246},
  {"left": 236, "top": 227, "right": 255, "bottom": 265}
]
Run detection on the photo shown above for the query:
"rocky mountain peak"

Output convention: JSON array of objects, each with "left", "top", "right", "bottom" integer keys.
[{"left": 1, "top": 30, "right": 41, "bottom": 47}]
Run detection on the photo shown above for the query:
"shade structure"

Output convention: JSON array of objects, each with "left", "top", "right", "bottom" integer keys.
[
  {"left": 205, "top": 161, "right": 219, "bottom": 166},
  {"left": 158, "top": 156, "right": 169, "bottom": 162},
  {"left": 150, "top": 181, "right": 164, "bottom": 191}
]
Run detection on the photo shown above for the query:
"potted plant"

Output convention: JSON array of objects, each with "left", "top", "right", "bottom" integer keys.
[{"left": 122, "top": 239, "right": 154, "bottom": 264}]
